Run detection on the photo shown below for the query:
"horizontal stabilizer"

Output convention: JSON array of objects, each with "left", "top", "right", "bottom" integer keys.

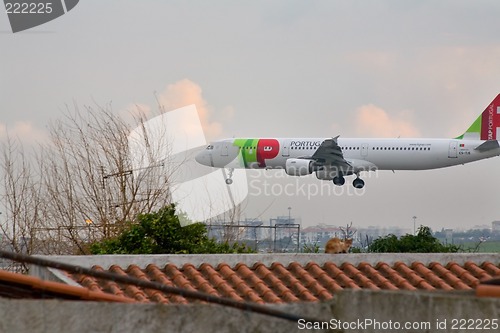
[{"left": 475, "top": 140, "right": 500, "bottom": 152}]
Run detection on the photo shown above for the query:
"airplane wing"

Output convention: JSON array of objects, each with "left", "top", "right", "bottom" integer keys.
[{"left": 308, "top": 136, "right": 352, "bottom": 169}]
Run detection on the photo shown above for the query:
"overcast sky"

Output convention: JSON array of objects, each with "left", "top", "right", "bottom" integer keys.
[{"left": 2, "top": 1, "right": 500, "bottom": 231}]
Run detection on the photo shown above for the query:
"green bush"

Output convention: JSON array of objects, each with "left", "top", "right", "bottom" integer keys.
[
  {"left": 90, "top": 205, "right": 253, "bottom": 254},
  {"left": 367, "top": 226, "right": 461, "bottom": 253}
]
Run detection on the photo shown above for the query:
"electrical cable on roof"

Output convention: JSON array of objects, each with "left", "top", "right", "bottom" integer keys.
[{"left": 0, "top": 250, "right": 322, "bottom": 324}]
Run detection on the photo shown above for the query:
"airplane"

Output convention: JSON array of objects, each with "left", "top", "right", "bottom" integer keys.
[{"left": 195, "top": 94, "right": 500, "bottom": 189}]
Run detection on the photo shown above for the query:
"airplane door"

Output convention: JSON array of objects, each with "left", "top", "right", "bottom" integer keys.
[
  {"left": 448, "top": 141, "right": 457, "bottom": 158},
  {"left": 282, "top": 141, "right": 290, "bottom": 157},
  {"left": 221, "top": 142, "right": 229, "bottom": 156},
  {"left": 361, "top": 143, "right": 369, "bottom": 157}
]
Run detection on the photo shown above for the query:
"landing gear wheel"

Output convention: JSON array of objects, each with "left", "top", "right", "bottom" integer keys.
[
  {"left": 352, "top": 178, "right": 365, "bottom": 189},
  {"left": 332, "top": 176, "right": 345, "bottom": 186},
  {"left": 225, "top": 168, "right": 234, "bottom": 185}
]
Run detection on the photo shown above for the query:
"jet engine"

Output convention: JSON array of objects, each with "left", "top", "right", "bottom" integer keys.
[{"left": 285, "top": 158, "right": 314, "bottom": 176}]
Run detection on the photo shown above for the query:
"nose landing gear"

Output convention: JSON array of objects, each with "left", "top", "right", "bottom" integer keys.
[{"left": 225, "top": 168, "right": 234, "bottom": 185}]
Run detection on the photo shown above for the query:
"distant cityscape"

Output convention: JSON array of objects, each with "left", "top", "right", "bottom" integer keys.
[
  {"left": 206, "top": 216, "right": 500, "bottom": 253},
  {"left": 1, "top": 217, "right": 498, "bottom": 258}
]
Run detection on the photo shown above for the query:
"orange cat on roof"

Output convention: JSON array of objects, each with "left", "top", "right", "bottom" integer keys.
[{"left": 325, "top": 237, "right": 353, "bottom": 254}]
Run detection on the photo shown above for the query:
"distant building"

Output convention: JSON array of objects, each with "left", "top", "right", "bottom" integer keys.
[
  {"left": 207, "top": 219, "right": 267, "bottom": 242},
  {"left": 239, "top": 219, "right": 266, "bottom": 240},
  {"left": 444, "top": 229, "right": 454, "bottom": 244},
  {"left": 270, "top": 216, "right": 301, "bottom": 226},
  {"left": 492, "top": 221, "right": 500, "bottom": 235},
  {"left": 301, "top": 225, "right": 351, "bottom": 244},
  {"left": 357, "top": 226, "right": 409, "bottom": 239}
]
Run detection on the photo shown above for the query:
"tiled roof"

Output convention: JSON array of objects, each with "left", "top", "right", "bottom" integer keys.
[
  {"left": 66, "top": 257, "right": 500, "bottom": 304},
  {"left": 0, "top": 269, "right": 132, "bottom": 302}
]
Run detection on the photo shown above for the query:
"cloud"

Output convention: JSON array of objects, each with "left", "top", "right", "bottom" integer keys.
[
  {"left": 344, "top": 51, "right": 395, "bottom": 70},
  {"left": 0, "top": 121, "right": 48, "bottom": 145},
  {"left": 120, "top": 103, "right": 153, "bottom": 125},
  {"left": 354, "top": 104, "right": 420, "bottom": 138},
  {"left": 156, "top": 79, "right": 223, "bottom": 140}
]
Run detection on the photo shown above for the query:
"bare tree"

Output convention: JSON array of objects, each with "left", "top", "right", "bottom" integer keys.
[
  {"left": 0, "top": 135, "right": 43, "bottom": 270},
  {"left": 339, "top": 222, "right": 357, "bottom": 240},
  {"left": 33, "top": 103, "right": 175, "bottom": 254},
  {"left": 1, "top": 102, "right": 180, "bottom": 256}
]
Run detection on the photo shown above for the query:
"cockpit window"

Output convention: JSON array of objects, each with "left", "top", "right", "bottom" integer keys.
[{"left": 206, "top": 145, "right": 214, "bottom": 150}]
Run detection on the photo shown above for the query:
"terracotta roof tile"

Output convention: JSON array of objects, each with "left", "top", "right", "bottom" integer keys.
[
  {"left": 16, "top": 255, "right": 499, "bottom": 304},
  {"left": 127, "top": 264, "right": 168, "bottom": 303},
  {"left": 376, "top": 262, "right": 416, "bottom": 290},
  {"left": 289, "top": 262, "right": 333, "bottom": 301},
  {"left": 394, "top": 261, "right": 435, "bottom": 290},
  {"left": 482, "top": 262, "right": 500, "bottom": 276},
  {"left": 476, "top": 284, "right": 500, "bottom": 298},
  {"left": 254, "top": 262, "right": 299, "bottom": 302},
  {"left": 201, "top": 263, "right": 244, "bottom": 301},
  {"left": 145, "top": 264, "right": 188, "bottom": 304},
  {"left": 464, "top": 261, "right": 492, "bottom": 281},
  {"left": 272, "top": 262, "right": 317, "bottom": 302},
  {"left": 411, "top": 262, "right": 452, "bottom": 290},
  {"left": 429, "top": 262, "right": 471, "bottom": 290},
  {"left": 305, "top": 262, "right": 344, "bottom": 294},
  {"left": 359, "top": 262, "right": 398, "bottom": 290},
  {"left": 217, "top": 263, "right": 263, "bottom": 303},
  {"left": 324, "top": 262, "right": 360, "bottom": 289},
  {"left": 342, "top": 262, "right": 380, "bottom": 290},
  {"left": 109, "top": 266, "right": 148, "bottom": 302},
  {"left": 476, "top": 276, "right": 500, "bottom": 298},
  {"left": 90, "top": 265, "right": 127, "bottom": 297},
  {"left": 183, "top": 263, "right": 220, "bottom": 297},
  {"left": 0, "top": 269, "right": 131, "bottom": 303},
  {"left": 447, "top": 262, "right": 479, "bottom": 287},
  {"left": 236, "top": 262, "right": 282, "bottom": 303}
]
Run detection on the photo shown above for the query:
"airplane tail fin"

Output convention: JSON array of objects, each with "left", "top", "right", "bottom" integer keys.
[{"left": 457, "top": 94, "right": 500, "bottom": 140}]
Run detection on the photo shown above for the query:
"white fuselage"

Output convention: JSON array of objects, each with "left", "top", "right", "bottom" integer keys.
[
  {"left": 197, "top": 137, "right": 500, "bottom": 171},
  {"left": 194, "top": 93, "right": 500, "bottom": 187}
]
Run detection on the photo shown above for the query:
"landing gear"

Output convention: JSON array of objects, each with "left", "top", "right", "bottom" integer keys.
[
  {"left": 332, "top": 173, "right": 365, "bottom": 189},
  {"left": 332, "top": 176, "right": 345, "bottom": 186},
  {"left": 225, "top": 168, "right": 234, "bottom": 185},
  {"left": 352, "top": 177, "right": 365, "bottom": 189}
]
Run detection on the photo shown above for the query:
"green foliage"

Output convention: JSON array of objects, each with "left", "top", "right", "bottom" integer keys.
[
  {"left": 90, "top": 205, "right": 254, "bottom": 254},
  {"left": 302, "top": 242, "right": 320, "bottom": 253},
  {"left": 367, "top": 226, "right": 461, "bottom": 253}
]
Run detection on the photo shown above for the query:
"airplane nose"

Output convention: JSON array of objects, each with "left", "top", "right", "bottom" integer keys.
[{"left": 195, "top": 151, "right": 208, "bottom": 165}]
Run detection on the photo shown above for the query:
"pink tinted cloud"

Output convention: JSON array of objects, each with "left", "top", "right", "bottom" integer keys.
[
  {"left": 156, "top": 79, "right": 223, "bottom": 140},
  {"left": 0, "top": 121, "right": 48, "bottom": 145},
  {"left": 355, "top": 104, "right": 420, "bottom": 138}
]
